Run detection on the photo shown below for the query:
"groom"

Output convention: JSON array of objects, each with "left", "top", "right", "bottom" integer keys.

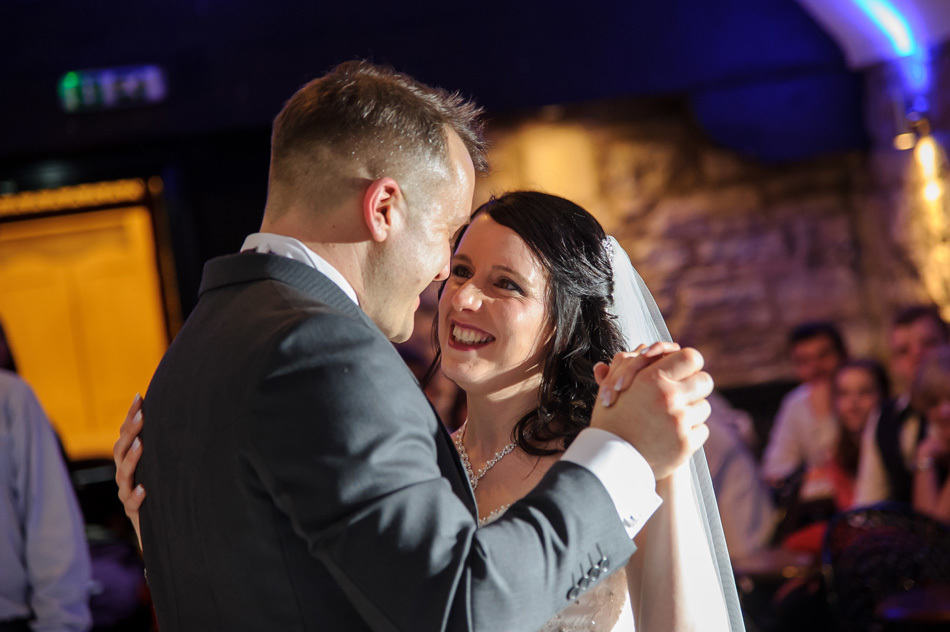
[{"left": 130, "top": 61, "right": 713, "bottom": 631}]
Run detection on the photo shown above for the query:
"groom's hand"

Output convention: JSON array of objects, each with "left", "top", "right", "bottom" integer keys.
[{"left": 590, "top": 346, "right": 713, "bottom": 480}]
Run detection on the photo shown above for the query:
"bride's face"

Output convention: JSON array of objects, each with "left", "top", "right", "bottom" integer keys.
[{"left": 438, "top": 213, "right": 551, "bottom": 392}]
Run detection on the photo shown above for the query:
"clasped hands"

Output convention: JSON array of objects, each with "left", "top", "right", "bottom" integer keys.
[
  {"left": 591, "top": 342, "right": 713, "bottom": 481},
  {"left": 113, "top": 341, "right": 712, "bottom": 540}
]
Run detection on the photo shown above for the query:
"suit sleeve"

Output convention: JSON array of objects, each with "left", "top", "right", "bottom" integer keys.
[{"left": 242, "top": 314, "right": 636, "bottom": 632}]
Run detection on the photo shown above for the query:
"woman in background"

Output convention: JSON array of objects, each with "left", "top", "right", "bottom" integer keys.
[
  {"left": 911, "top": 345, "right": 950, "bottom": 523},
  {"left": 782, "top": 359, "right": 889, "bottom": 552}
]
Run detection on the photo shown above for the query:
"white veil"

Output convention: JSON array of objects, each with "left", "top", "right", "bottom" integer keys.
[{"left": 605, "top": 236, "right": 745, "bottom": 631}]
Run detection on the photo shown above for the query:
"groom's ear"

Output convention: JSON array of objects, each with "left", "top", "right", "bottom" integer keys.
[{"left": 362, "top": 177, "right": 403, "bottom": 243}]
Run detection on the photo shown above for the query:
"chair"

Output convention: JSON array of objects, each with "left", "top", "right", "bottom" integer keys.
[{"left": 821, "top": 503, "right": 950, "bottom": 632}]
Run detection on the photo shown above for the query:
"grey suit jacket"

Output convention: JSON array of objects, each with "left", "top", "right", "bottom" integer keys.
[{"left": 138, "top": 253, "right": 635, "bottom": 631}]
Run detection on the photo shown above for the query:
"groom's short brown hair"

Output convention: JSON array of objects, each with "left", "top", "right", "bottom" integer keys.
[{"left": 270, "top": 60, "right": 487, "bottom": 191}]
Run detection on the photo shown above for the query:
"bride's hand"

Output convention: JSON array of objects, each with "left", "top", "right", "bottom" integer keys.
[
  {"left": 113, "top": 394, "right": 146, "bottom": 549},
  {"left": 593, "top": 342, "right": 680, "bottom": 405}
]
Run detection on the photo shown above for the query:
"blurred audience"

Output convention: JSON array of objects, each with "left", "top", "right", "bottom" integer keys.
[
  {"left": 0, "top": 369, "right": 92, "bottom": 632},
  {"left": 854, "top": 305, "right": 949, "bottom": 505},
  {"left": 780, "top": 360, "right": 890, "bottom": 552},
  {"left": 762, "top": 322, "right": 847, "bottom": 486},
  {"left": 910, "top": 345, "right": 950, "bottom": 523}
]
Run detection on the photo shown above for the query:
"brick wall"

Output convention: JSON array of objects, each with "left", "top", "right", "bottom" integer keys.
[{"left": 475, "top": 62, "right": 948, "bottom": 387}]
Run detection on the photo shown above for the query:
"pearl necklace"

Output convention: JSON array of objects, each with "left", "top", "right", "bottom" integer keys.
[{"left": 453, "top": 419, "right": 518, "bottom": 491}]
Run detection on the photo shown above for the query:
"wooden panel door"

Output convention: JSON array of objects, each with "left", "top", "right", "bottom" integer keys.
[{"left": 0, "top": 206, "right": 168, "bottom": 458}]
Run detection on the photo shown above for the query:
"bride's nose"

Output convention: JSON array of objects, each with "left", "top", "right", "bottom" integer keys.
[{"left": 452, "top": 281, "right": 483, "bottom": 311}]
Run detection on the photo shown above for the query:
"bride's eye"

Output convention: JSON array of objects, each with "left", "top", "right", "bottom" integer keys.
[
  {"left": 451, "top": 264, "right": 472, "bottom": 278},
  {"left": 497, "top": 278, "right": 524, "bottom": 294}
]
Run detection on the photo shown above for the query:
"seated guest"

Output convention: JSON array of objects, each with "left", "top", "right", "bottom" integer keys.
[
  {"left": 762, "top": 322, "right": 848, "bottom": 486},
  {"left": 781, "top": 360, "right": 889, "bottom": 551},
  {"left": 910, "top": 345, "right": 950, "bottom": 523},
  {"left": 0, "top": 369, "right": 92, "bottom": 631},
  {"left": 705, "top": 392, "right": 776, "bottom": 561},
  {"left": 854, "top": 305, "right": 949, "bottom": 505}
]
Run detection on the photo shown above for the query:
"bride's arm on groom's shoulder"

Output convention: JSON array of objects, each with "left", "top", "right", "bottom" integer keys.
[{"left": 113, "top": 394, "right": 146, "bottom": 550}]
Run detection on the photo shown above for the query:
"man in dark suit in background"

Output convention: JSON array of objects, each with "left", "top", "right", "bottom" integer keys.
[
  {"left": 116, "top": 61, "right": 714, "bottom": 631},
  {"left": 855, "top": 305, "right": 949, "bottom": 505}
]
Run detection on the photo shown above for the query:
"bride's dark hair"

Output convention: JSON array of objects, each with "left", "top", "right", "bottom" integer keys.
[{"left": 426, "top": 191, "right": 626, "bottom": 456}]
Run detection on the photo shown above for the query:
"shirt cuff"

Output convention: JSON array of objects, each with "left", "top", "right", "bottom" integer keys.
[{"left": 562, "top": 427, "right": 662, "bottom": 538}]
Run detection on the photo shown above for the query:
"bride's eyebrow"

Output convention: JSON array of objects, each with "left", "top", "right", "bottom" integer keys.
[
  {"left": 492, "top": 265, "right": 530, "bottom": 286},
  {"left": 452, "top": 254, "right": 531, "bottom": 284}
]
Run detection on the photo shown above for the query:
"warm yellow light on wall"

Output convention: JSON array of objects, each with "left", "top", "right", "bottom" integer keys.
[
  {"left": 905, "top": 131, "right": 950, "bottom": 326},
  {"left": 915, "top": 136, "right": 939, "bottom": 179},
  {"left": 0, "top": 179, "right": 146, "bottom": 218},
  {"left": 0, "top": 207, "right": 168, "bottom": 458},
  {"left": 894, "top": 132, "right": 916, "bottom": 150},
  {"left": 924, "top": 180, "right": 943, "bottom": 201}
]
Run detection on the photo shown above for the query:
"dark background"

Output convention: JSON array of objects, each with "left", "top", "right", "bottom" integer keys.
[{"left": 0, "top": 0, "right": 866, "bottom": 314}]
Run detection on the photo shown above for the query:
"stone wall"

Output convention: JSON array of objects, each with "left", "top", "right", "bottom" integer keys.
[{"left": 474, "top": 80, "right": 945, "bottom": 387}]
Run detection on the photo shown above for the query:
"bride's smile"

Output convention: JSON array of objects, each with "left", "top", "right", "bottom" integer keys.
[
  {"left": 447, "top": 320, "right": 495, "bottom": 349},
  {"left": 438, "top": 212, "right": 551, "bottom": 391}
]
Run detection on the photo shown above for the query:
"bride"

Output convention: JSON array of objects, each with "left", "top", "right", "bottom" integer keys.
[{"left": 114, "top": 191, "right": 739, "bottom": 631}]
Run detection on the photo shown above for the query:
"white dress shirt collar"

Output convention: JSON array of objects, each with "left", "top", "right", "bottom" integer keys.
[{"left": 241, "top": 232, "right": 359, "bottom": 306}]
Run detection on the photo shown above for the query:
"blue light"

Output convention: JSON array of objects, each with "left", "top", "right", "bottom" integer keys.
[
  {"left": 901, "top": 54, "right": 930, "bottom": 92},
  {"left": 854, "top": 0, "right": 917, "bottom": 56}
]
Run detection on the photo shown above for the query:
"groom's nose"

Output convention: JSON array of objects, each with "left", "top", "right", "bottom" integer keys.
[{"left": 433, "top": 258, "right": 450, "bottom": 283}]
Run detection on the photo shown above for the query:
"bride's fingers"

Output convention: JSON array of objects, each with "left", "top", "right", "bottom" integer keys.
[
  {"left": 124, "top": 484, "right": 146, "bottom": 519},
  {"left": 640, "top": 341, "right": 680, "bottom": 358},
  {"left": 599, "top": 354, "right": 652, "bottom": 407},
  {"left": 113, "top": 394, "right": 143, "bottom": 467},
  {"left": 116, "top": 436, "right": 144, "bottom": 502},
  {"left": 605, "top": 342, "right": 681, "bottom": 397}
]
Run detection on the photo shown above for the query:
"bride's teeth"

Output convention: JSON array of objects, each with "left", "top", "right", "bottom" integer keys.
[{"left": 453, "top": 325, "right": 492, "bottom": 345}]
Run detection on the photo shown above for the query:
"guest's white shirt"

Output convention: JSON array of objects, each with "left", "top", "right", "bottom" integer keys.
[
  {"left": 762, "top": 383, "right": 839, "bottom": 483},
  {"left": 240, "top": 232, "right": 661, "bottom": 538}
]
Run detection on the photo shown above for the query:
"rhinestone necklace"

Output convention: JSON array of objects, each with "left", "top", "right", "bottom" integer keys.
[{"left": 453, "top": 419, "right": 518, "bottom": 491}]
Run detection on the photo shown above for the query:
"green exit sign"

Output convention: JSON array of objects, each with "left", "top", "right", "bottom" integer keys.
[{"left": 58, "top": 65, "right": 167, "bottom": 113}]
